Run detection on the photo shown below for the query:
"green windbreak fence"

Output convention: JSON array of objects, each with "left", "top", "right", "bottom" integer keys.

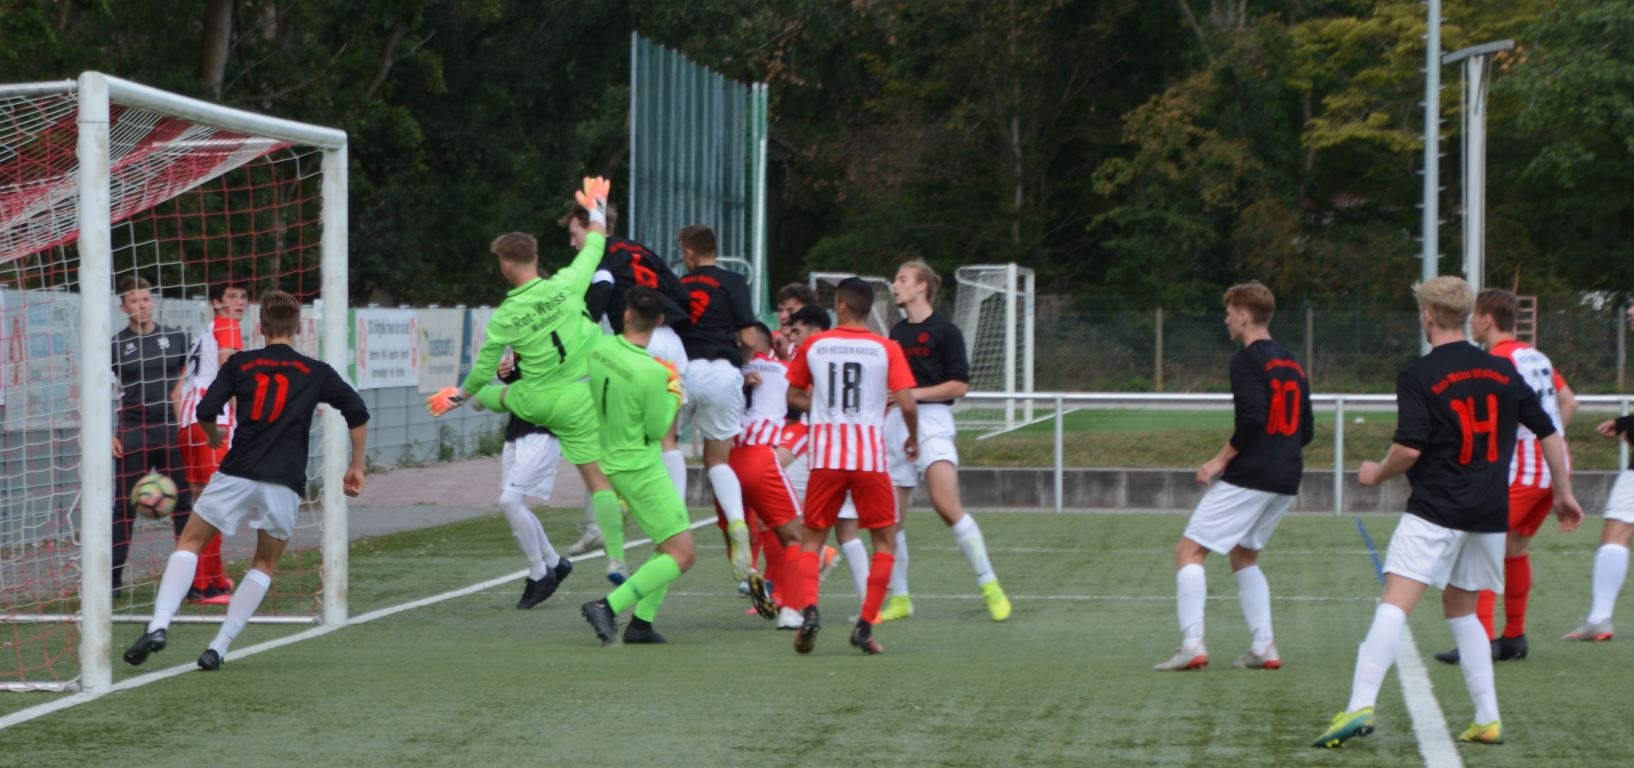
[{"left": 629, "top": 33, "right": 770, "bottom": 316}]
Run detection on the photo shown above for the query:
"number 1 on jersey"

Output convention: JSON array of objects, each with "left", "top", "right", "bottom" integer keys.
[{"left": 250, "top": 372, "right": 289, "bottom": 422}]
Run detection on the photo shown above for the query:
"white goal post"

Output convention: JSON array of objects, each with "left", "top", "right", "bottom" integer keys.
[
  {"left": 1, "top": 72, "right": 349, "bottom": 693},
  {"left": 953, "top": 264, "right": 1036, "bottom": 433}
]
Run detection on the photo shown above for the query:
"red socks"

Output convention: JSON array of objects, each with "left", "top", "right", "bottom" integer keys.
[
  {"left": 861, "top": 552, "right": 895, "bottom": 625},
  {"left": 1502, "top": 554, "right": 1531, "bottom": 638}
]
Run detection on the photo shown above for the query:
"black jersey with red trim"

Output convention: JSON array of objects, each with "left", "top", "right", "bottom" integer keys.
[
  {"left": 679, "top": 263, "right": 755, "bottom": 364},
  {"left": 888, "top": 311, "right": 969, "bottom": 405},
  {"left": 1220, "top": 339, "right": 1314, "bottom": 496},
  {"left": 587, "top": 237, "right": 691, "bottom": 333},
  {"left": 198, "top": 344, "right": 370, "bottom": 497},
  {"left": 1393, "top": 342, "right": 1556, "bottom": 533}
]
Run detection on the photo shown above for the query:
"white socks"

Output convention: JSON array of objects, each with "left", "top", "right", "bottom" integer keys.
[
  {"left": 1235, "top": 565, "right": 1274, "bottom": 654},
  {"left": 1449, "top": 614, "right": 1501, "bottom": 725},
  {"left": 950, "top": 515, "right": 996, "bottom": 586},
  {"left": 662, "top": 449, "right": 687, "bottom": 502},
  {"left": 209, "top": 568, "right": 271, "bottom": 658},
  {"left": 840, "top": 537, "right": 870, "bottom": 597},
  {"left": 888, "top": 529, "right": 910, "bottom": 596},
  {"left": 149, "top": 550, "right": 200, "bottom": 632},
  {"left": 1589, "top": 543, "right": 1629, "bottom": 624},
  {"left": 706, "top": 464, "right": 746, "bottom": 525},
  {"left": 500, "top": 491, "right": 556, "bottom": 579},
  {"left": 1347, "top": 603, "right": 1407, "bottom": 712},
  {"left": 1176, "top": 563, "right": 1206, "bottom": 650}
]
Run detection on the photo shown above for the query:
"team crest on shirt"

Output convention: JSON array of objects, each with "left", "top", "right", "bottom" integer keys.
[
  {"left": 918, "top": 332, "right": 930, "bottom": 343},
  {"left": 124, "top": 342, "right": 137, "bottom": 356},
  {"left": 157, "top": 336, "right": 170, "bottom": 350}
]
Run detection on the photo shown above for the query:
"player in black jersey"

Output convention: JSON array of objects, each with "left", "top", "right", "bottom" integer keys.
[
  {"left": 123, "top": 291, "right": 369, "bottom": 672},
  {"left": 675, "top": 225, "right": 765, "bottom": 599},
  {"left": 1315, "top": 276, "right": 1583, "bottom": 748},
  {"left": 880, "top": 260, "right": 1011, "bottom": 622},
  {"left": 110, "top": 276, "right": 194, "bottom": 597},
  {"left": 1156, "top": 282, "right": 1312, "bottom": 672},
  {"left": 1561, "top": 302, "right": 1634, "bottom": 642},
  {"left": 496, "top": 353, "right": 571, "bottom": 609}
]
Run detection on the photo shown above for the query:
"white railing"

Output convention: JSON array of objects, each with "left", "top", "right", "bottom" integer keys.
[{"left": 962, "top": 392, "right": 1634, "bottom": 514}]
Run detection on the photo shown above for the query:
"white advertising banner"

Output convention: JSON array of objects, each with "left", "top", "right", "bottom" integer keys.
[
  {"left": 416, "top": 308, "right": 465, "bottom": 394},
  {"left": 352, "top": 308, "right": 418, "bottom": 390}
]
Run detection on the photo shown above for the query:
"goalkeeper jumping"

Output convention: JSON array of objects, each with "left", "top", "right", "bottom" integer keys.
[{"left": 427, "top": 177, "right": 621, "bottom": 568}]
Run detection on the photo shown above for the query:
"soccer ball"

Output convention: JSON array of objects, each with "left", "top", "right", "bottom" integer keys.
[{"left": 130, "top": 473, "right": 179, "bottom": 520}]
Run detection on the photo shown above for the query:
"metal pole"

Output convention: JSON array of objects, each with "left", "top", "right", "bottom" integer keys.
[
  {"left": 1024, "top": 270, "right": 1036, "bottom": 422},
  {"left": 321, "top": 144, "right": 350, "bottom": 629},
  {"left": 1333, "top": 398, "right": 1346, "bottom": 516},
  {"left": 1054, "top": 395, "right": 1064, "bottom": 513},
  {"left": 1421, "top": 0, "right": 1441, "bottom": 355},
  {"left": 628, "top": 32, "right": 638, "bottom": 239},
  {"left": 76, "top": 71, "right": 115, "bottom": 695},
  {"left": 1154, "top": 307, "right": 1164, "bottom": 392},
  {"left": 1618, "top": 302, "right": 1627, "bottom": 393},
  {"left": 1003, "top": 263, "right": 1018, "bottom": 429},
  {"left": 1462, "top": 54, "right": 1490, "bottom": 297}
]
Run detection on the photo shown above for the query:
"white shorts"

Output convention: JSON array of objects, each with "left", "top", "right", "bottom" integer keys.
[
  {"left": 502, "top": 432, "right": 561, "bottom": 501},
  {"left": 787, "top": 453, "right": 857, "bottom": 520},
  {"left": 1383, "top": 513, "right": 1505, "bottom": 592},
  {"left": 1606, "top": 470, "right": 1634, "bottom": 524},
  {"left": 192, "top": 474, "right": 301, "bottom": 541},
  {"left": 1182, "top": 482, "right": 1293, "bottom": 555},
  {"left": 886, "top": 404, "right": 959, "bottom": 488},
  {"left": 647, "top": 326, "right": 689, "bottom": 372},
  {"left": 679, "top": 358, "right": 744, "bottom": 442}
]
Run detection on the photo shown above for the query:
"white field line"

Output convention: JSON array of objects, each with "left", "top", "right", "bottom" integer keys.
[
  {"left": 475, "top": 587, "right": 1375, "bottom": 603},
  {"left": 1397, "top": 628, "right": 1463, "bottom": 768},
  {"left": 0, "top": 517, "right": 715, "bottom": 733}
]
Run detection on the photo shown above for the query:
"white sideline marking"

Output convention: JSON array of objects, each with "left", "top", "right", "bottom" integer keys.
[
  {"left": 0, "top": 517, "right": 715, "bottom": 733},
  {"left": 477, "top": 587, "right": 1374, "bottom": 603},
  {"left": 1396, "top": 628, "right": 1463, "bottom": 768}
]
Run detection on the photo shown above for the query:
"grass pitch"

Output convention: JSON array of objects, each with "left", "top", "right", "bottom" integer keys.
[{"left": 3, "top": 508, "right": 1630, "bottom": 767}]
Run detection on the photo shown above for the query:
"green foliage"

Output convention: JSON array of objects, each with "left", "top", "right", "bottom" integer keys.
[{"left": 0, "top": 0, "right": 1627, "bottom": 307}]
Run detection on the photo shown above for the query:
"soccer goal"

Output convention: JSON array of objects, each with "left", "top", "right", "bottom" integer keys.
[
  {"left": 807, "top": 271, "right": 899, "bottom": 335},
  {"left": 953, "top": 264, "right": 1036, "bottom": 433},
  {"left": 0, "top": 73, "right": 349, "bottom": 693}
]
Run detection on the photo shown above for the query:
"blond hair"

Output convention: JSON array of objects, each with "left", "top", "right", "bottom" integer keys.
[
  {"left": 1414, "top": 276, "right": 1474, "bottom": 330},
  {"left": 490, "top": 232, "right": 538, "bottom": 265},
  {"left": 898, "top": 259, "right": 942, "bottom": 305}
]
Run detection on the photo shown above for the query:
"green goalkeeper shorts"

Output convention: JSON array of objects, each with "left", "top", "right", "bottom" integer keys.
[
  {"left": 610, "top": 463, "right": 690, "bottom": 545},
  {"left": 479, "top": 381, "right": 600, "bottom": 466}
]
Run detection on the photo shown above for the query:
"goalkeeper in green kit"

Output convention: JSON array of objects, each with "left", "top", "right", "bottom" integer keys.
[
  {"left": 578, "top": 286, "right": 696, "bottom": 644},
  {"left": 427, "top": 177, "right": 623, "bottom": 582}
]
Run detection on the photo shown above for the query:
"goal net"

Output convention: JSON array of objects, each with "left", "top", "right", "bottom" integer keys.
[
  {"left": 807, "top": 272, "right": 898, "bottom": 335},
  {"left": 0, "top": 73, "right": 349, "bottom": 692},
  {"left": 953, "top": 264, "right": 1035, "bottom": 433}
]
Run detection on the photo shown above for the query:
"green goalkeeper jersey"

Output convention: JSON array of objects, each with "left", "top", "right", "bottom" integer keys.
[
  {"left": 462, "top": 232, "right": 607, "bottom": 395},
  {"left": 588, "top": 334, "right": 679, "bottom": 474}
]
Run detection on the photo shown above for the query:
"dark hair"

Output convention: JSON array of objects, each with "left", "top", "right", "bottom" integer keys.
[
  {"left": 776, "top": 282, "right": 817, "bottom": 307},
  {"left": 834, "top": 277, "right": 874, "bottom": 320},
  {"left": 117, "top": 275, "right": 151, "bottom": 296},
  {"left": 624, "top": 286, "right": 664, "bottom": 332},
  {"left": 490, "top": 232, "right": 538, "bottom": 265},
  {"left": 677, "top": 225, "right": 717, "bottom": 256},
  {"left": 1475, "top": 288, "right": 1517, "bottom": 332},
  {"left": 209, "top": 275, "right": 249, "bottom": 303},
  {"left": 746, "top": 321, "right": 773, "bottom": 349},
  {"left": 790, "top": 305, "right": 831, "bottom": 331},
  {"left": 557, "top": 199, "right": 620, "bottom": 234},
  {"left": 260, "top": 290, "right": 300, "bottom": 338}
]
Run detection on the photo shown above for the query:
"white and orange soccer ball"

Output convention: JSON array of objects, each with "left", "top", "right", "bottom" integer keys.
[{"left": 130, "top": 472, "right": 179, "bottom": 520}]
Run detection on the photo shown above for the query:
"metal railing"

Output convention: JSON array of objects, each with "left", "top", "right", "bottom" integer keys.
[{"left": 961, "top": 392, "right": 1634, "bottom": 514}]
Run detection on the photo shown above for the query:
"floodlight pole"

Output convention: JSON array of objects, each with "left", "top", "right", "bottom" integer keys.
[
  {"left": 1420, "top": 0, "right": 1441, "bottom": 356},
  {"left": 1443, "top": 40, "right": 1514, "bottom": 301}
]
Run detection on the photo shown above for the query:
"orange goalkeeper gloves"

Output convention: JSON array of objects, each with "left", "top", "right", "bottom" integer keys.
[
  {"left": 658, "top": 359, "right": 683, "bottom": 402},
  {"left": 576, "top": 176, "right": 612, "bottom": 227},
  {"left": 426, "top": 386, "right": 467, "bottom": 417}
]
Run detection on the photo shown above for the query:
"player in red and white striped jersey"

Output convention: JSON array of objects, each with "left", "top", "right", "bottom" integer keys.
[
  {"left": 784, "top": 277, "right": 918, "bottom": 655},
  {"left": 1433, "top": 289, "right": 1579, "bottom": 664},
  {"left": 730, "top": 324, "right": 807, "bottom": 626},
  {"left": 177, "top": 277, "right": 250, "bottom": 605}
]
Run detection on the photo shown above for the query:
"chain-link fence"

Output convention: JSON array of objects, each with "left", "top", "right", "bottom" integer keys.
[{"left": 1034, "top": 297, "right": 1631, "bottom": 393}]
